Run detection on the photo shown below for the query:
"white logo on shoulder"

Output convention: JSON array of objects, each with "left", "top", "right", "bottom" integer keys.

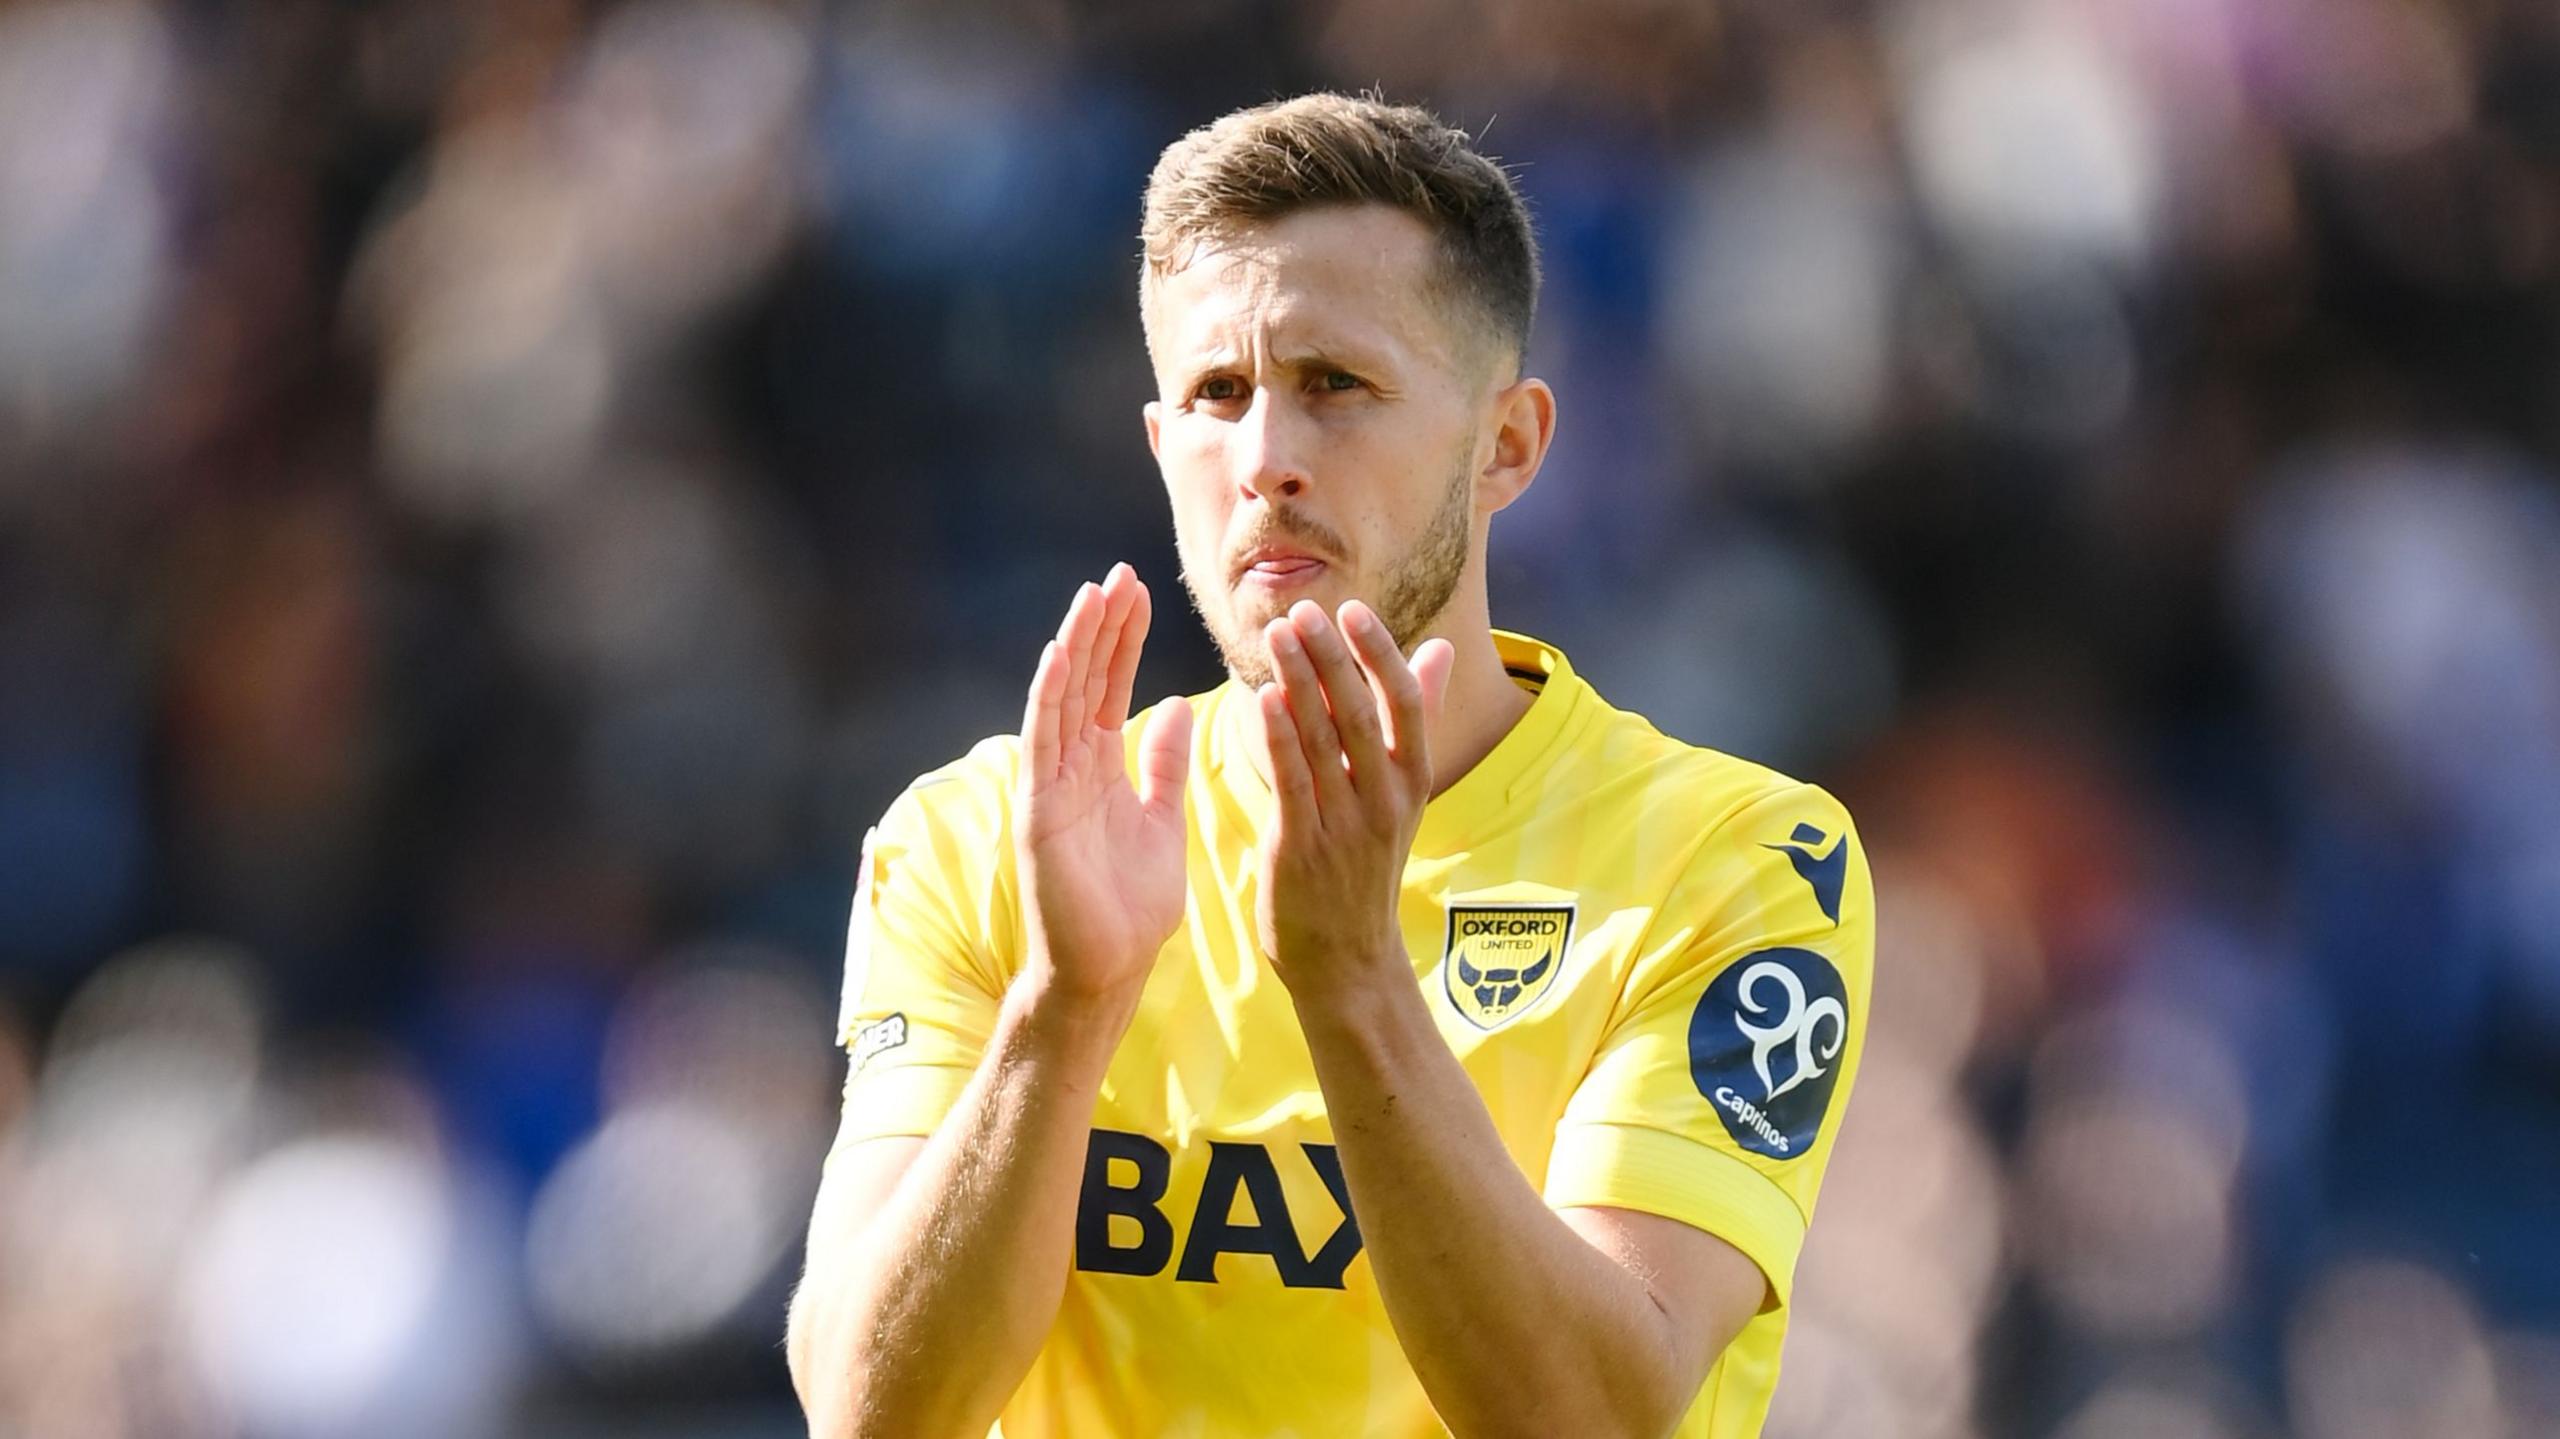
[
  {"left": 849, "top": 1012, "right": 909, "bottom": 1072},
  {"left": 1732, "top": 960, "right": 1847, "bottom": 1102}
]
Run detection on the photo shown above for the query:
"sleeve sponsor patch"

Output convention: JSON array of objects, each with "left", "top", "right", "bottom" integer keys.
[
  {"left": 847, "top": 1012, "right": 909, "bottom": 1073},
  {"left": 1688, "top": 947, "right": 1850, "bottom": 1159}
]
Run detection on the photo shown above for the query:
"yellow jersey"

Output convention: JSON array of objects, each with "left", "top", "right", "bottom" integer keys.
[{"left": 832, "top": 631, "right": 1874, "bottom": 1438}]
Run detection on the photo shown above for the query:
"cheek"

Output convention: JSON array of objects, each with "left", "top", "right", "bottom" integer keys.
[
  {"left": 1162, "top": 465, "right": 1232, "bottom": 561},
  {"left": 1167, "top": 422, "right": 1228, "bottom": 481},
  {"left": 1361, "top": 432, "right": 1455, "bottom": 528}
]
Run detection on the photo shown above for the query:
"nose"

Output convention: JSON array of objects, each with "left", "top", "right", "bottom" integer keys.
[{"left": 1233, "top": 385, "right": 1313, "bottom": 502}]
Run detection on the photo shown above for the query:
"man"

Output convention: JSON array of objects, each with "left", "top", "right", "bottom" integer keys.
[{"left": 787, "top": 93, "right": 1872, "bottom": 1438}]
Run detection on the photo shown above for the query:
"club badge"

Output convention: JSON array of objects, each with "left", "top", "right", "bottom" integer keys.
[{"left": 1442, "top": 902, "right": 1575, "bottom": 1030}]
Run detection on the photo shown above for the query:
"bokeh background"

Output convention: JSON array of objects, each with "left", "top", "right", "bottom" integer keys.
[{"left": 5, "top": 0, "right": 2560, "bottom": 1435}]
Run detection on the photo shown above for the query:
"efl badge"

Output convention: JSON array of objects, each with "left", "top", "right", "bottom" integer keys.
[{"left": 1442, "top": 903, "right": 1574, "bottom": 1029}]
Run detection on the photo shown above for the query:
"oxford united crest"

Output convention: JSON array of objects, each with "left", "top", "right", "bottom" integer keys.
[{"left": 1442, "top": 902, "right": 1574, "bottom": 1029}]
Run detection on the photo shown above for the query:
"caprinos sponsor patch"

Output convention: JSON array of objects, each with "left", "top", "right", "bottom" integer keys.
[{"left": 1688, "top": 948, "right": 1850, "bottom": 1159}]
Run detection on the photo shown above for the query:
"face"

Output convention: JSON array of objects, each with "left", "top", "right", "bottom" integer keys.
[{"left": 1143, "top": 205, "right": 1499, "bottom": 688}]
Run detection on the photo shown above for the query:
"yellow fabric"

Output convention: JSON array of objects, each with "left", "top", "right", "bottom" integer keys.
[{"left": 834, "top": 631, "right": 1875, "bottom": 1438}]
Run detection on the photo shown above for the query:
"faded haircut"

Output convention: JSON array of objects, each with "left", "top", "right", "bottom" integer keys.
[{"left": 1138, "top": 92, "right": 1540, "bottom": 378}]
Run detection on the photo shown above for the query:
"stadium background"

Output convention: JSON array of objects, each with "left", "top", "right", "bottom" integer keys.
[{"left": 3, "top": 0, "right": 2558, "bottom": 1435}]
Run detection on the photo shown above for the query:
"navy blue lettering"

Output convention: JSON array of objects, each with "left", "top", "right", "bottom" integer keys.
[
  {"left": 1076, "top": 1128, "right": 1174, "bottom": 1275},
  {"left": 1296, "top": 1143, "right": 1363, "bottom": 1289},
  {"left": 1177, "top": 1142, "right": 1305, "bottom": 1283},
  {"left": 1074, "top": 1132, "right": 1366, "bottom": 1288}
]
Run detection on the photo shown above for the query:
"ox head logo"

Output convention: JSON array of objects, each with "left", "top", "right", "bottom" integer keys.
[{"left": 1442, "top": 904, "right": 1574, "bottom": 1030}]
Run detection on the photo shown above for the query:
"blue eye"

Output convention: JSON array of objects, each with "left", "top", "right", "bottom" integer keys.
[
  {"left": 1197, "top": 376, "right": 1243, "bottom": 403},
  {"left": 1320, "top": 371, "right": 1361, "bottom": 392}
]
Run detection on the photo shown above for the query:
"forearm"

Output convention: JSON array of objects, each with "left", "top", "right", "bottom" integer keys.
[
  {"left": 1295, "top": 978, "right": 1695, "bottom": 1439},
  {"left": 792, "top": 970, "right": 1135, "bottom": 1439}
]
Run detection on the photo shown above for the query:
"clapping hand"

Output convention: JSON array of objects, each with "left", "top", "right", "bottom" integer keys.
[
  {"left": 1015, "top": 564, "right": 1194, "bottom": 1004},
  {"left": 1251, "top": 599, "right": 1454, "bottom": 1002}
]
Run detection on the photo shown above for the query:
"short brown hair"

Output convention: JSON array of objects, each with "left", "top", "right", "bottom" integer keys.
[{"left": 1139, "top": 92, "right": 1540, "bottom": 375}]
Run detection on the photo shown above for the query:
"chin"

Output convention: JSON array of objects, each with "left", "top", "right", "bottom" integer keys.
[
  {"left": 1218, "top": 587, "right": 1328, "bottom": 687},
  {"left": 1228, "top": 593, "right": 1289, "bottom": 635},
  {"left": 1231, "top": 573, "right": 1346, "bottom": 627}
]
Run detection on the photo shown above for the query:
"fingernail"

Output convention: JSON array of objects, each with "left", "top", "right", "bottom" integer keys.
[
  {"left": 1269, "top": 626, "right": 1300, "bottom": 654},
  {"left": 1341, "top": 603, "right": 1374, "bottom": 635}
]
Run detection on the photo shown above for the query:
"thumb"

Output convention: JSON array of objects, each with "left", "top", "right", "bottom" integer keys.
[
  {"left": 1412, "top": 639, "right": 1456, "bottom": 724},
  {"left": 1135, "top": 694, "right": 1194, "bottom": 815}
]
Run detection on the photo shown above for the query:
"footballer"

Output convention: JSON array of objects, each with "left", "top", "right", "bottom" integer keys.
[{"left": 787, "top": 92, "right": 1874, "bottom": 1438}]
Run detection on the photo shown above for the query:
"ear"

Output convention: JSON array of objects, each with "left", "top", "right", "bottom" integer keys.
[
  {"left": 1475, "top": 376, "right": 1556, "bottom": 515},
  {"left": 1143, "top": 399, "right": 1164, "bottom": 462}
]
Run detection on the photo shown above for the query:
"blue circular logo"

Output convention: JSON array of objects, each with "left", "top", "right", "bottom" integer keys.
[{"left": 1688, "top": 947, "right": 1851, "bottom": 1160}]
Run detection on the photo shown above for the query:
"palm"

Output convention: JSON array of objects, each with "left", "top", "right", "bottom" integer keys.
[{"left": 1016, "top": 567, "right": 1193, "bottom": 996}]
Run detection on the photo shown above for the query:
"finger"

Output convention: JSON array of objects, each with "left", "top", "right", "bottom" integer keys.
[
  {"left": 1097, "top": 572, "right": 1151, "bottom": 731},
  {"left": 1078, "top": 565, "right": 1140, "bottom": 729},
  {"left": 1022, "top": 639, "right": 1066, "bottom": 783},
  {"left": 1136, "top": 692, "right": 1192, "bottom": 816},
  {"left": 1055, "top": 582, "right": 1105, "bottom": 736},
  {"left": 1412, "top": 637, "right": 1456, "bottom": 758},
  {"left": 1266, "top": 618, "right": 1354, "bottom": 816},
  {"left": 1256, "top": 681, "right": 1320, "bottom": 825},
  {"left": 1339, "top": 601, "right": 1425, "bottom": 769},
  {"left": 1292, "top": 601, "right": 1391, "bottom": 794}
]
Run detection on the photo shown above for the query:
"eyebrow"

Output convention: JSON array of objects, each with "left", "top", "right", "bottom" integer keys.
[
  {"left": 1182, "top": 343, "right": 1391, "bottom": 384},
  {"left": 1281, "top": 345, "right": 1384, "bottom": 374}
]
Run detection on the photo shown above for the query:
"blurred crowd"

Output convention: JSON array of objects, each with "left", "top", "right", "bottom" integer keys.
[{"left": 3, "top": 0, "right": 2559, "bottom": 1435}]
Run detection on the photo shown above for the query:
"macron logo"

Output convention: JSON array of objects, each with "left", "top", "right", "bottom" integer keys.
[{"left": 1765, "top": 823, "right": 1846, "bottom": 924}]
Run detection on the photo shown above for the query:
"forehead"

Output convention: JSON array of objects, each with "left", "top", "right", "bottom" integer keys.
[{"left": 1146, "top": 205, "right": 1461, "bottom": 372}]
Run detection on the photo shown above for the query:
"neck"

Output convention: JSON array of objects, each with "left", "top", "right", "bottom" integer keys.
[
  {"left": 1415, "top": 594, "right": 1533, "bottom": 798},
  {"left": 1224, "top": 592, "right": 1534, "bottom": 800}
]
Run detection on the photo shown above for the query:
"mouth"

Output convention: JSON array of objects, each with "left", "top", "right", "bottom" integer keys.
[{"left": 1234, "top": 545, "right": 1330, "bottom": 591}]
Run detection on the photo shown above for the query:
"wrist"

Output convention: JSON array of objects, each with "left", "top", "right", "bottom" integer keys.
[
  {"left": 1289, "top": 965, "right": 1441, "bottom": 1099},
  {"left": 1281, "top": 940, "right": 1426, "bottom": 1024},
  {"left": 1003, "top": 960, "right": 1144, "bottom": 1077}
]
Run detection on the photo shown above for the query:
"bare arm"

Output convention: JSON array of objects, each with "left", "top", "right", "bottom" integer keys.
[
  {"left": 788, "top": 565, "right": 1193, "bottom": 1438},
  {"left": 1253, "top": 600, "right": 1765, "bottom": 1437},
  {"left": 1293, "top": 980, "right": 1764, "bottom": 1438},
  {"left": 786, "top": 977, "right": 1135, "bottom": 1438}
]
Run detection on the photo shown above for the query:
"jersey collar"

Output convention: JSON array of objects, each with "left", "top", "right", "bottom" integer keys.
[{"left": 1202, "top": 629, "right": 1591, "bottom": 860}]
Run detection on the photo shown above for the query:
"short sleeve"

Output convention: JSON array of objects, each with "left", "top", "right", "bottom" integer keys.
[
  {"left": 1543, "top": 782, "right": 1875, "bottom": 1312},
  {"left": 834, "top": 736, "right": 1025, "bottom": 1146}
]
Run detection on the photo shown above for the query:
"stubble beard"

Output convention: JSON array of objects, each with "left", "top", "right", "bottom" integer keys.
[{"left": 1180, "top": 457, "right": 1475, "bottom": 690}]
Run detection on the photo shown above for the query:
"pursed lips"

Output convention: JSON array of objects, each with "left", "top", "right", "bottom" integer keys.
[{"left": 1234, "top": 545, "right": 1331, "bottom": 585}]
